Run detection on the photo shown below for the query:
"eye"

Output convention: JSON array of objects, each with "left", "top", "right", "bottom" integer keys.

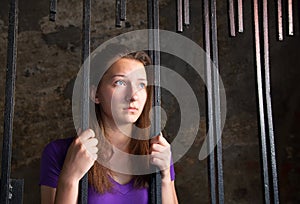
[
  {"left": 114, "top": 80, "right": 126, "bottom": 86},
  {"left": 138, "top": 82, "right": 147, "bottom": 89}
]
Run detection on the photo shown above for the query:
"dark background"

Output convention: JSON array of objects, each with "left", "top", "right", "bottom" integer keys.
[{"left": 0, "top": 0, "right": 299, "bottom": 203}]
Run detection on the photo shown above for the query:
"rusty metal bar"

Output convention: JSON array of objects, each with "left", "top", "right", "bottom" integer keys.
[
  {"left": 147, "top": 0, "right": 162, "bottom": 203},
  {"left": 228, "top": 0, "right": 236, "bottom": 36},
  {"left": 277, "top": 0, "right": 283, "bottom": 40},
  {"left": 237, "top": 0, "right": 244, "bottom": 33},
  {"left": 78, "top": 0, "right": 91, "bottom": 203},
  {"left": 49, "top": 0, "right": 57, "bottom": 21},
  {"left": 203, "top": 0, "right": 217, "bottom": 203},
  {"left": 184, "top": 0, "right": 190, "bottom": 26},
  {"left": 210, "top": 0, "right": 224, "bottom": 203},
  {"left": 253, "top": 0, "right": 270, "bottom": 203},
  {"left": 115, "top": 0, "right": 122, "bottom": 27},
  {"left": 0, "top": 0, "right": 19, "bottom": 203},
  {"left": 177, "top": 0, "right": 183, "bottom": 32},
  {"left": 120, "top": 0, "right": 126, "bottom": 21},
  {"left": 262, "top": 0, "right": 280, "bottom": 203},
  {"left": 288, "top": 0, "right": 294, "bottom": 35}
]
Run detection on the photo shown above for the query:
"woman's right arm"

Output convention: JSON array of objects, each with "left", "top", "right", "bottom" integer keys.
[{"left": 41, "top": 129, "right": 98, "bottom": 204}]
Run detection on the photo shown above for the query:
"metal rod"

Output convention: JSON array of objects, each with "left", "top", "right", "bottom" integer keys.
[
  {"left": 228, "top": 0, "right": 236, "bottom": 36},
  {"left": 262, "top": 0, "right": 280, "bottom": 203},
  {"left": 147, "top": 0, "right": 162, "bottom": 203},
  {"left": 203, "top": 0, "right": 216, "bottom": 203},
  {"left": 0, "top": 0, "right": 18, "bottom": 203},
  {"left": 78, "top": 0, "right": 91, "bottom": 203},
  {"left": 120, "top": 0, "right": 126, "bottom": 21},
  {"left": 177, "top": 0, "right": 183, "bottom": 32},
  {"left": 288, "top": 0, "right": 294, "bottom": 35},
  {"left": 237, "top": 0, "right": 244, "bottom": 33},
  {"left": 115, "top": 0, "right": 122, "bottom": 27},
  {"left": 253, "top": 0, "right": 270, "bottom": 203},
  {"left": 210, "top": 0, "right": 224, "bottom": 203},
  {"left": 277, "top": 0, "right": 283, "bottom": 40},
  {"left": 184, "top": 0, "right": 190, "bottom": 26},
  {"left": 49, "top": 0, "right": 57, "bottom": 21}
]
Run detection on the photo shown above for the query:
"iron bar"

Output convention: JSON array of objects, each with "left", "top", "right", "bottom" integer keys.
[
  {"left": 147, "top": 0, "right": 162, "bottom": 203},
  {"left": 262, "top": 0, "right": 280, "bottom": 203},
  {"left": 49, "top": 0, "right": 57, "bottom": 21},
  {"left": 78, "top": 0, "right": 91, "bottom": 203},
  {"left": 253, "top": 0, "right": 270, "bottom": 203},
  {"left": 120, "top": 0, "right": 126, "bottom": 21},
  {"left": 210, "top": 0, "right": 224, "bottom": 203},
  {"left": 115, "top": 0, "right": 122, "bottom": 27},
  {"left": 0, "top": 0, "right": 18, "bottom": 203},
  {"left": 277, "top": 0, "right": 283, "bottom": 40},
  {"left": 228, "top": 0, "right": 236, "bottom": 36},
  {"left": 184, "top": 0, "right": 190, "bottom": 26},
  {"left": 177, "top": 0, "right": 183, "bottom": 32},
  {"left": 203, "top": 0, "right": 216, "bottom": 203},
  {"left": 288, "top": 0, "right": 294, "bottom": 35},
  {"left": 237, "top": 0, "right": 244, "bottom": 33}
]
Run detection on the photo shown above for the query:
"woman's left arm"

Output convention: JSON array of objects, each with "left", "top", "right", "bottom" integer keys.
[{"left": 150, "top": 134, "right": 179, "bottom": 204}]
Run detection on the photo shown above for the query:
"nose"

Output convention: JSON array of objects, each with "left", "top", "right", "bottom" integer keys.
[{"left": 126, "top": 83, "right": 139, "bottom": 102}]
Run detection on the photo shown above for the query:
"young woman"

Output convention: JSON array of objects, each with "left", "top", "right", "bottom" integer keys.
[{"left": 40, "top": 47, "right": 178, "bottom": 204}]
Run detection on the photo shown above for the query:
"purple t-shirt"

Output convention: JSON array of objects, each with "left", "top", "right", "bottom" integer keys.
[{"left": 40, "top": 137, "right": 175, "bottom": 203}]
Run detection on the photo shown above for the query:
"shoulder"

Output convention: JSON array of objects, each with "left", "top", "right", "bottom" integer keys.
[
  {"left": 40, "top": 137, "right": 74, "bottom": 188},
  {"left": 42, "top": 137, "right": 74, "bottom": 156},
  {"left": 41, "top": 137, "right": 74, "bottom": 172}
]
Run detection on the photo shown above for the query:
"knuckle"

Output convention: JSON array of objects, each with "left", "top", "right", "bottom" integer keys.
[{"left": 88, "top": 129, "right": 95, "bottom": 137}]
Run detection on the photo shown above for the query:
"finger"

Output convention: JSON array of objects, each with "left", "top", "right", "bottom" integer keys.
[
  {"left": 90, "top": 153, "right": 98, "bottom": 161},
  {"left": 84, "top": 137, "right": 98, "bottom": 148},
  {"left": 150, "top": 157, "right": 169, "bottom": 171},
  {"left": 88, "top": 146, "right": 98, "bottom": 154},
  {"left": 79, "top": 129, "right": 95, "bottom": 142},
  {"left": 151, "top": 143, "right": 166, "bottom": 152},
  {"left": 150, "top": 133, "right": 168, "bottom": 145},
  {"left": 151, "top": 151, "right": 169, "bottom": 160}
]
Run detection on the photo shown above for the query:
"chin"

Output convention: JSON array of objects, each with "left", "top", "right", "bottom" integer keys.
[{"left": 115, "top": 116, "right": 139, "bottom": 125}]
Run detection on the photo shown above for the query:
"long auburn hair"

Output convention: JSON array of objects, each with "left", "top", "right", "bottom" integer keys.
[{"left": 88, "top": 48, "right": 153, "bottom": 194}]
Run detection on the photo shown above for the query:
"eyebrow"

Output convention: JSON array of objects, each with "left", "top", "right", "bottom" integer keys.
[{"left": 111, "top": 75, "right": 147, "bottom": 81}]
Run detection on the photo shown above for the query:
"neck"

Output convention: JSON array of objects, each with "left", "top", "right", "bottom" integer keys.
[{"left": 103, "top": 120, "right": 133, "bottom": 152}]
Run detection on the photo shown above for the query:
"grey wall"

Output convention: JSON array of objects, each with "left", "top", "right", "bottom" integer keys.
[{"left": 0, "top": 0, "right": 299, "bottom": 203}]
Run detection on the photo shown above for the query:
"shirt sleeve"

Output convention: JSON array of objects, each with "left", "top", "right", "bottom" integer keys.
[
  {"left": 39, "top": 138, "right": 73, "bottom": 188},
  {"left": 170, "top": 158, "right": 175, "bottom": 181}
]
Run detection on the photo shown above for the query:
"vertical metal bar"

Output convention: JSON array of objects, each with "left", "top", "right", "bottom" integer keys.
[
  {"left": 237, "top": 0, "right": 244, "bottom": 33},
  {"left": 228, "top": 0, "right": 236, "bottom": 36},
  {"left": 184, "top": 0, "right": 190, "bottom": 26},
  {"left": 177, "top": 0, "right": 183, "bottom": 32},
  {"left": 253, "top": 0, "right": 270, "bottom": 203},
  {"left": 203, "top": 0, "right": 216, "bottom": 203},
  {"left": 277, "top": 0, "right": 283, "bottom": 40},
  {"left": 288, "top": 0, "right": 294, "bottom": 35},
  {"left": 49, "top": 0, "right": 57, "bottom": 21},
  {"left": 210, "top": 0, "right": 224, "bottom": 203},
  {"left": 147, "top": 0, "right": 162, "bottom": 203},
  {"left": 120, "top": 0, "right": 126, "bottom": 21},
  {"left": 115, "top": 0, "right": 122, "bottom": 27},
  {"left": 262, "top": 0, "right": 280, "bottom": 203},
  {"left": 78, "top": 0, "right": 91, "bottom": 203},
  {"left": 0, "top": 0, "right": 18, "bottom": 203}
]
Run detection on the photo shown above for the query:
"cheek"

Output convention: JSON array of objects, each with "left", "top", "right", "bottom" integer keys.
[{"left": 140, "top": 91, "right": 148, "bottom": 105}]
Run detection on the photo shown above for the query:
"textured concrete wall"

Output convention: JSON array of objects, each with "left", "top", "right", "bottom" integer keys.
[{"left": 0, "top": 0, "right": 299, "bottom": 203}]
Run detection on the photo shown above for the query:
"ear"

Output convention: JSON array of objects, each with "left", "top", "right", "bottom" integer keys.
[{"left": 90, "top": 85, "right": 101, "bottom": 104}]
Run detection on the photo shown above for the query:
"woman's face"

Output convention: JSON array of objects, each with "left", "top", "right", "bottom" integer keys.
[{"left": 97, "top": 58, "right": 148, "bottom": 126}]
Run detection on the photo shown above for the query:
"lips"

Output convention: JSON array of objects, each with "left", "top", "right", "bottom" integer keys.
[{"left": 127, "top": 107, "right": 138, "bottom": 111}]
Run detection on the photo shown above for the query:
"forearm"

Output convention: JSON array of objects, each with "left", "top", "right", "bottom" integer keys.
[
  {"left": 162, "top": 179, "right": 178, "bottom": 204},
  {"left": 55, "top": 175, "right": 79, "bottom": 204}
]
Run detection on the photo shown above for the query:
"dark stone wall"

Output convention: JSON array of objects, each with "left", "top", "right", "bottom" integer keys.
[{"left": 0, "top": 0, "right": 299, "bottom": 203}]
